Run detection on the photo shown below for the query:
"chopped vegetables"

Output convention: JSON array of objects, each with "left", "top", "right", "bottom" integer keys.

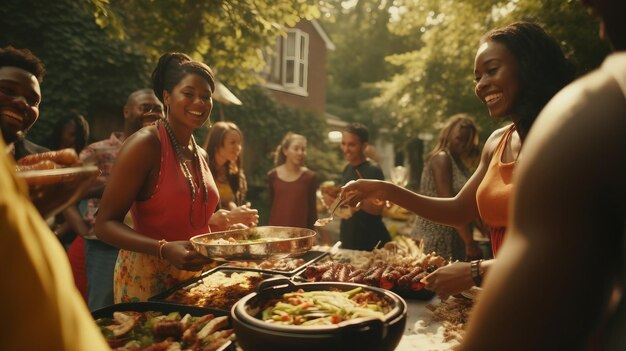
[{"left": 259, "top": 288, "right": 391, "bottom": 326}]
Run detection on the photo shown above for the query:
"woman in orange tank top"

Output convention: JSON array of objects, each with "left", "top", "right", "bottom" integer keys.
[{"left": 343, "top": 22, "right": 574, "bottom": 298}]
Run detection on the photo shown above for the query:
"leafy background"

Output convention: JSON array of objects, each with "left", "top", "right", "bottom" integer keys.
[{"left": 1, "top": 0, "right": 611, "bottom": 221}]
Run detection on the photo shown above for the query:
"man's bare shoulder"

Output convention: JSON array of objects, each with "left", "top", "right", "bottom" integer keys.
[
  {"left": 525, "top": 67, "right": 626, "bottom": 160},
  {"left": 516, "top": 66, "right": 626, "bottom": 209}
]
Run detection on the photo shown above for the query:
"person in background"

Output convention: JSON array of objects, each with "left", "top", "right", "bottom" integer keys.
[
  {"left": 323, "top": 122, "right": 391, "bottom": 251},
  {"left": 49, "top": 110, "right": 90, "bottom": 152},
  {"left": 412, "top": 114, "right": 482, "bottom": 262},
  {"left": 96, "top": 52, "right": 236, "bottom": 303},
  {"left": 79, "top": 88, "right": 164, "bottom": 310},
  {"left": 48, "top": 111, "right": 90, "bottom": 246},
  {"left": 204, "top": 121, "right": 247, "bottom": 209},
  {"left": 267, "top": 132, "right": 318, "bottom": 229},
  {"left": 48, "top": 111, "right": 92, "bottom": 300},
  {"left": 0, "top": 46, "right": 47, "bottom": 161},
  {"left": 204, "top": 120, "right": 258, "bottom": 227},
  {"left": 460, "top": 0, "right": 626, "bottom": 349},
  {"left": 342, "top": 22, "right": 574, "bottom": 298},
  {"left": 0, "top": 45, "right": 109, "bottom": 351}
]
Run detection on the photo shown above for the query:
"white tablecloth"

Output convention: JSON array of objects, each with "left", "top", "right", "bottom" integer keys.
[{"left": 395, "top": 298, "right": 460, "bottom": 351}]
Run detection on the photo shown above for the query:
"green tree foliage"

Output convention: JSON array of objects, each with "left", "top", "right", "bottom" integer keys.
[
  {"left": 369, "top": 0, "right": 610, "bottom": 143},
  {"left": 324, "top": 0, "right": 411, "bottom": 137},
  {"left": 89, "top": 0, "right": 326, "bottom": 89},
  {"left": 0, "top": 0, "right": 150, "bottom": 145}
]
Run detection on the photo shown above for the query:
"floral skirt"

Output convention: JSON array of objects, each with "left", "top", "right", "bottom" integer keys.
[{"left": 113, "top": 249, "right": 200, "bottom": 303}]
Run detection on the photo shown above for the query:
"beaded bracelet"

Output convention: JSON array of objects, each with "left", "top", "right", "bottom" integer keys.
[
  {"left": 470, "top": 259, "right": 484, "bottom": 287},
  {"left": 158, "top": 239, "right": 168, "bottom": 260}
]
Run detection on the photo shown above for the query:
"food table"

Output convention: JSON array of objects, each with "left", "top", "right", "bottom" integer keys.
[
  {"left": 396, "top": 298, "right": 460, "bottom": 351},
  {"left": 95, "top": 234, "right": 468, "bottom": 350}
]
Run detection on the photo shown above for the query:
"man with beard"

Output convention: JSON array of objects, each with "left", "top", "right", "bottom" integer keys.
[{"left": 459, "top": 0, "right": 626, "bottom": 350}]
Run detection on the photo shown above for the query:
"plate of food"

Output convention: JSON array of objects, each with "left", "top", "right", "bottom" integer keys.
[
  {"left": 150, "top": 268, "right": 274, "bottom": 311},
  {"left": 190, "top": 226, "right": 316, "bottom": 262},
  {"left": 92, "top": 301, "right": 235, "bottom": 350},
  {"left": 16, "top": 163, "right": 100, "bottom": 218}
]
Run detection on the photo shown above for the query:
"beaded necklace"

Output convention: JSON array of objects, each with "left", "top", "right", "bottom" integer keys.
[{"left": 161, "top": 119, "right": 209, "bottom": 229}]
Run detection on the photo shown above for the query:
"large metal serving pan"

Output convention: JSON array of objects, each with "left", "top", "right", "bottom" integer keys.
[{"left": 190, "top": 226, "right": 316, "bottom": 261}]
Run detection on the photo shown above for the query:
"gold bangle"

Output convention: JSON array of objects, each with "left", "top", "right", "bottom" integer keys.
[{"left": 158, "top": 239, "right": 168, "bottom": 260}]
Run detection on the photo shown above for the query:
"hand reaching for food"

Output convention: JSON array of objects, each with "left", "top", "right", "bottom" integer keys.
[
  {"left": 341, "top": 179, "right": 388, "bottom": 207},
  {"left": 420, "top": 262, "right": 474, "bottom": 300}
]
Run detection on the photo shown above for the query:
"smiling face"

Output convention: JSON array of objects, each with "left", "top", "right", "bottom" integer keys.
[
  {"left": 0, "top": 66, "right": 41, "bottom": 144},
  {"left": 283, "top": 136, "right": 307, "bottom": 167},
  {"left": 341, "top": 131, "right": 367, "bottom": 165},
  {"left": 125, "top": 92, "right": 163, "bottom": 133},
  {"left": 216, "top": 130, "right": 242, "bottom": 164},
  {"left": 474, "top": 40, "right": 521, "bottom": 120},
  {"left": 163, "top": 73, "right": 213, "bottom": 130}
]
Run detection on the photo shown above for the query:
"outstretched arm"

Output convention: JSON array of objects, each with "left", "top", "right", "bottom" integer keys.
[{"left": 342, "top": 129, "right": 504, "bottom": 228}]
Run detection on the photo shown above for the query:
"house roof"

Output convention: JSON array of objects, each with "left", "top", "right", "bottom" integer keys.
[
  {"left": 325, "top": 112, "right": 347, "bottom": 128},
  {"left": 214, "top": 80, "right": 242, "bottom": 105},
  {"left": 311, "top": 20, "right": 336, "bottom": 51}
]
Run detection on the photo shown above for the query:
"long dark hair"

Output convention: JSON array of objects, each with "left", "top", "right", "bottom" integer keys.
[
  {"left": 150, "top": 52, "right": 215, "bottom": 103},
  {"left": 481, "top": 22, "right": 575, "bottom": 138},
  {"left": 427, "top": 113, "right": 479, "bottom": 167},
  {"left": 49, "top": 111, "right": 90, "bottom": 153}
]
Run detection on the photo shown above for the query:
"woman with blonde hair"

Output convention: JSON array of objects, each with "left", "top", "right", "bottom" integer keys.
[
  {"left": 267, "top": 132, "right": 318, "bottom": 229},
  {"left": 412, "top": 114, "right": 481, "bottom": 262}
]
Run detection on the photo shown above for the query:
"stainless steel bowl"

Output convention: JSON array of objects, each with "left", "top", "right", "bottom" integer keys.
[{"left": 190, "top": 226, "right": 316, "bottom": 261}]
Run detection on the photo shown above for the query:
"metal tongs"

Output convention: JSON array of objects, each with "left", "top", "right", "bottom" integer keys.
[{"left": 314, "top": 191, "right": 351, "bottom": 227}]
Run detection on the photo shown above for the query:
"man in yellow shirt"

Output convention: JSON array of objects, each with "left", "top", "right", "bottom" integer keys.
[{"left": 0, "top": 45, "right": 108, "bottom": 350}]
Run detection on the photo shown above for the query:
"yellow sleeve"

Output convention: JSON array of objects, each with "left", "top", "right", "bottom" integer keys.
[{"left": 0, "top": 139, "right": 109, "bottom": 351}]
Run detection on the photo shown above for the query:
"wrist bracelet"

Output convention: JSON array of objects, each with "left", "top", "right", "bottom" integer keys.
[
  {"left": 470, "top": 259, "right": 484, "bottom": 287},
  {"left": 158, "top": 239, "right": 168, "bottom": 260}
]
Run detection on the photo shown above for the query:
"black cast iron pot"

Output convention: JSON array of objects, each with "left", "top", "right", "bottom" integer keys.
[{"left": 231, "top": 277, "right": 407, "bottom": 351}]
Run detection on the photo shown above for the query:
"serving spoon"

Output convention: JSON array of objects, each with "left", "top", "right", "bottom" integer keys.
[{"left": 315, "top": 192, "right": 352, "bottom": 227}]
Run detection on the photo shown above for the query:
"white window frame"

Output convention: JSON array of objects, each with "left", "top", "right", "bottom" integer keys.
[{"left": 265, "top": 29, "right": 309, "bottom": 96}]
